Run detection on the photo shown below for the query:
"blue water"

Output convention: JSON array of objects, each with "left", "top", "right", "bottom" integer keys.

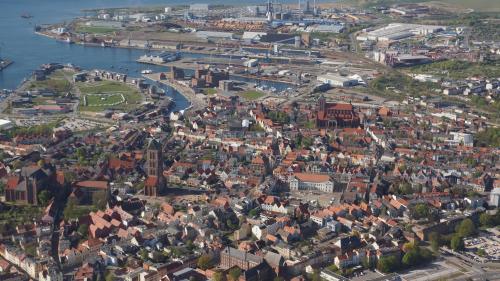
[{"left": 0, "top": 0, "right": 298, "bottom": 109}]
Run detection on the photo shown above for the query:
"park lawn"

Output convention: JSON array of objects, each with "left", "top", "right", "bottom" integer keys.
[
  {"left": 408, "top": 60, "right": 500, "bottom": 79},
  {"left": 77, "top": 81, "right": 142, "bottom": 112},
  {"left": 439, "top": 0, "right": 500, "bottom": 12},
  {"left": 29, "top": 77, "right": 71, "bottom": 94},
  {"left": 75, "top": 25, "right": 119, "bottom": 34},
  {"left": 203, "top": 88, "right": 217, "bottom": 95},
  {"left": 239, "top": 90, "right": 265, "bottom": 101},
  {"left": 86, "top": 94, "right": 124, "bottom": 105},
  {"left": 0, "top": 204, "right": 43, "bottom": 231}
]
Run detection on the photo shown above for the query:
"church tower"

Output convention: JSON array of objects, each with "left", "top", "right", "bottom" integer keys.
[
  {"left": 318, "top": 94, "right": 326, "bottom": 112},
  {"left": 144, "top": 139, "right": 166, "bottom": 196}
]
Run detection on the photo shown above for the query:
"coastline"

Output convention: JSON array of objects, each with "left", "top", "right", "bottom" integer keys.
[
  {"left": 34, "top": 31, "right": 301, "bottom": 86},
  {"left": 142, "top": 73, "right": 206, "bottom": 113}
]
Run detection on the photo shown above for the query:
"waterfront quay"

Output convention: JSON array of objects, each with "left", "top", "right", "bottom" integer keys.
[{"left": 0, "top": 59, "right": 13, "bottom": 71}]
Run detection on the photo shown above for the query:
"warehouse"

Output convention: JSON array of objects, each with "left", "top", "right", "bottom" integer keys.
[
  {"left": 317, "top": 73, "right": 358, "bottom": 87},
  {"left": 0, "top": 119, "right": 13, "bottom": 131},
  {"left": 357, "top": 23, "right": 445, "bottom": 42}
]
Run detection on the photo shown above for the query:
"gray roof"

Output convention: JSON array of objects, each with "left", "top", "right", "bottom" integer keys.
[
  {"left": 147, "top": 138, "right": 161, "bottom": 150},
  {"left": 222, "top": 247, "right": 263, "bottom": 264}
]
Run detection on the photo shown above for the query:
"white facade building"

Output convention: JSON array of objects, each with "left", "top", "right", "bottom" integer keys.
[{"left": 289, "top": 173, "right": 334, "bottom": 192}]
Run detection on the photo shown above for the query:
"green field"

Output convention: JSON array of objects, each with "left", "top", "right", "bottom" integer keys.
[
  {"left": 203, "top": 88, "right": 217, "bottom": 95},
  {"left": 78, "top": 81, "right": 142, "bottom": 112},
  {"left": 75, "top": 25, "right": 119, "bottom": 34},
  {"left": 28, "top": 69, "right": 73, "bottom": 94},
  {"left": 408, "top": 60, "right": 500, "bottom": 79},
  {"left": 239, "top": 90, "right": 265, "bottom": 101},
  {"left": 438, "top": 0, "right": 500, "bottom": 12}
]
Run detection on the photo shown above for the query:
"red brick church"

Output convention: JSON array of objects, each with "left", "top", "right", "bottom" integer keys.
[
  {"left": 316, "top": 95, "right": 360, "bottom": 129},
  {"left": 144, "top": 139, "right": 166, "bottom": 196}
]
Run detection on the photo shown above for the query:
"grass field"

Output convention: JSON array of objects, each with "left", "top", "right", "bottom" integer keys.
[
  {"left": 28, "top": 70, "right": 72, "bottom": 94},
  {"left": 85, "top": 94, "right": 124, "bottom": 105},
  {"left": 75, "top": 25, "right": 119, "bottom": 34},
  {"left": 77, "top": 81, "right": 142, "bottom": 112},
  {"left": 408, "top": 60, "right": 500, "bottom": 79},
  {"left": 437, "top": 0, "right": 500, "bottom": 12},
  {"left": 239, "top": 90, "right": 265, "bottom": 101},
  {"left": 203, "top": 88, "right": 217, "bottom": 95}
]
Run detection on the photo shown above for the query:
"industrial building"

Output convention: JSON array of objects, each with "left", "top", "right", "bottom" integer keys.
[
  {"left": 0, "top": 119, "right": 13, "bottom": 131},
  {"left": 317, "top": 73, "right": 358, "bottom": 87},
  {"left": 357, "top": 23, "right": 445, "bottom": 42}
]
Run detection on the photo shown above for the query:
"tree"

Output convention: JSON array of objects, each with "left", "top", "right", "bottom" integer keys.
[
  {"left": 248, "top": 208, "right": 259, "bottom": 218},
  {"left": 476, "top": 248, "right": 486, "bottom": 257},
  {"left": 212, "top": 271, "right": 226, "bottom": 281},
  {"left": 228, "top": 267, "right": 241, "bottom": 281},
  {"left": 63, "top": 197, "right": 79, "bottom": 220},
  {"left": 429, "top": 232, "right": 441, "bottom": 252},
  {"left": 37, "top": 190, "right": 52, "bottom": 206},
  {"left": 402, "top": 249, "right": 420, "bottom": 267},
  {"left": 0, "top": 181, "right": 5, "bottom": 195},
  {"left": 197, "top": 254, "right": 214, "bottom": 270},
  {"left": 92, "top": 190, "right": 108, "bottom": 210},
  {"left": 377, "top": 256, "right": 400, "bottom": 273},
  {"left": 413, "top": 203, "right": 430, "bottom": 219},
  {"left": 105, "top": 270, "right": 114, "bottom": 281},
  {"left": 457, "top": 219, "right": 476, "bottom": 237},
  {"left": 78, "top": 224, "right": 88, "bottom": 239},
  {"left": 451, "top": 235, "right": 464, "bottom": 251},
  {"left": 479, "top": 213, "right": 494, "bottom": 227}
]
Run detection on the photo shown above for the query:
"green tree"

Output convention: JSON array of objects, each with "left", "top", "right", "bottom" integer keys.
[
  {"left": 479, "top": 213, "right": 494, "bottom": 227},
  {"left": 248, "top": 208, "right": 259, "bottom": 218},
  {"left": 429, "top": 232, "right": 441, "bottom": 252},
  {"left": 451, "top": 235, "right": 465, "bottom": 251},
  {"left": 37, "top": 190, "right": 52, "bottom": 206},
  {"left": 377, "top": 256, "right": 400, "bottom": 273},
  {"left": 105, "top": 270, "right": 114, "bottom": 281},
  {"left": 78, "top": 224, "right": 88, "bottom": 239},
  {"left": 212, "top": 271, "right": 226, "bottom": 281},
  {"left": 476, "top": 248, "right": 486, "bottom": 257},
  {"left": 402, "top": 249, "right": 420, "bottom": 267},
  {"left": 63, "top": 197, "right": 79, "bottom": 220},
  {"left": 457, "top": 219, "right": 476, "bottom": 237},
  {"left": 310, "top": 269, "right": 321, "bottom": 281},
  {"left": 197, "top": 254, "right": 214, "bottom": 270},
  {"left": 0, "top": 181, "right": 5, "bottom": 195},
  {"left": 139, "top": 249, "right": 149, "bottom": 260},
  {"left": 413, "top": 203, "right": 430, "bottom": 219},
  {"left": 92, "top": 190, "right": 108, "bottom": 210},
  {"left": 228, "top": 267, "right": 241, "bottom": 281}
]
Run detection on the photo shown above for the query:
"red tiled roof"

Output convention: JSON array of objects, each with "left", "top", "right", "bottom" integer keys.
[
  {"left": 6, "top": 176, "right": 20, "bottom": 190},
  {"left": 75, "top": 181, "right": 108, "bottom": 189},
  {"left": 294, "top": 172, "right": 330, "bottom": 183}
]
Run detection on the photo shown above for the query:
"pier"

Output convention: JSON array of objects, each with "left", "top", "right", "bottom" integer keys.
[{"left": 0, "top": 59, "right": 13, "bottom": 71}]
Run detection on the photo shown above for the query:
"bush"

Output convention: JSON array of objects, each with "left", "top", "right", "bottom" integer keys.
[
  {"left": 457, "top": 219, "right": 476, "bottom": 238},
  {"left": 451, "top": 235, "right": 465, "bottom": 251},
  {"left": 377, "top": 255, "right": 400, "bottom": 273},
  {"left": 197, "top": 254, "right": 214, "bottom": 270}
]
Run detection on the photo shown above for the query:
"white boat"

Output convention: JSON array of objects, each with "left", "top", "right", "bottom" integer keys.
[{"left": 141, "top": 69, "right": 153, "bottom": 74}]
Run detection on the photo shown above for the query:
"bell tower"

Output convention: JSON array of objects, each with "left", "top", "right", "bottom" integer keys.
[{"left": 144, "top": 139, "right": 166, "bottom": 196}]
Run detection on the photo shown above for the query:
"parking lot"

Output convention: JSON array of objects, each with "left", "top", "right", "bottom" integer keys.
[
  {"left": 289, "top": 190, "right": 343, "bottom": 207},
  {"left": 464, "top": 230, "right": 500, "bottom": 262},
  {"left": 58, "top": 117, "right": 105, "bottom": 132}
]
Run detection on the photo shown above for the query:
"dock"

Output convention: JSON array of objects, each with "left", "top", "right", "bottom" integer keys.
[{"left": 0, "top": 59, "right": 13, "bottom": 71}]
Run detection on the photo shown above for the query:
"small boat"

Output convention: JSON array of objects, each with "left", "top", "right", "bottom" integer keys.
[
  {"left": 141, "top": 69, "right": 153, "bottom": 74},
  {"left": 21, "top": 13, "right": 33, "bottom": 19}
]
